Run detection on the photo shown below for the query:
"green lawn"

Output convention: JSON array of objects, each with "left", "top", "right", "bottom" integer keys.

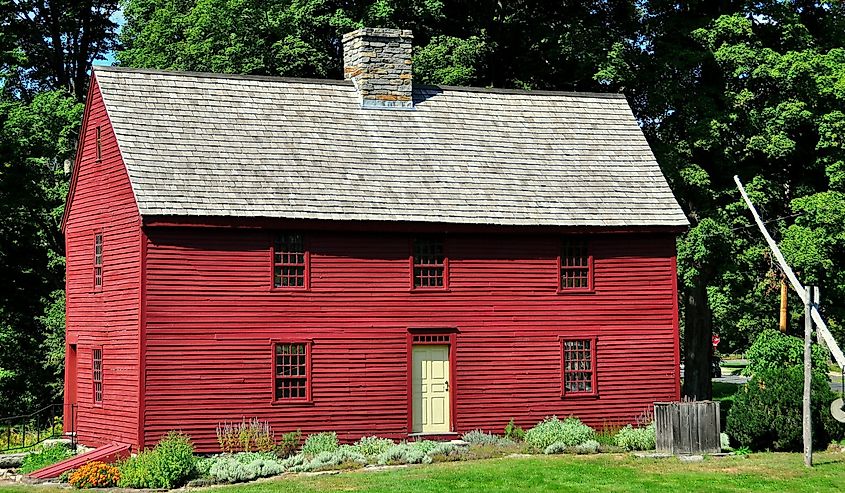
[{"left": 2, "top": 453, "right": 845, "bottom": 493}]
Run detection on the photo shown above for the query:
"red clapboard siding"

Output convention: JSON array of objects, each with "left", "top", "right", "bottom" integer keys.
[
  {"left": 142, "top": 229, "right": 679, "bottom": 451},
  {"left": 63, "top": 76, "right": 141, "bottom": 449}
]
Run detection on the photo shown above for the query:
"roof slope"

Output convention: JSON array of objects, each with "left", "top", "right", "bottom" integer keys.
[{"left": 94, "top": 66, "right": 688, "bottom": 227}]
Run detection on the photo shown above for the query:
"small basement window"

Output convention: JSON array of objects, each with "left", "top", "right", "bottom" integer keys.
[
  {"left": 93, "top": 348, "right": 103, "bottom": 403},
  {"left": 273, "top": 233, "right": 307, "bottom": 288},
  {"left": 412, "top": 238, "right": 447, "bottom": 289},
  {"left": 559, "top": 239, "right": 591, "bottom": 291},
  {"left": 94, "top": 233, "right": 103, "bottom": 291},
  {"left": 274, "top": 343, "right": 310, "bottom": 401},
  {"left": 561, "top": 338, "right": 596, "bottom": 396}
]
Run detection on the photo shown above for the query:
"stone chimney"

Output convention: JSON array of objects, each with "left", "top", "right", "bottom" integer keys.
[{"left": 342, "top": 28, "right": 413, "bottom": 109}]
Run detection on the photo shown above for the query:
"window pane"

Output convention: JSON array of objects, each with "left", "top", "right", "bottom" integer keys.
[
  {"left": 563, "top": 339, "right": 594, "bottom": 394},
  {"left": 274, "top": 233, "right": 306, "bottom": 288},
  {"left": 413, "top": 238, "right": 445, "bottom": 288},
  {"left": 560, "top": 240, "right": 589, "bottom": 290},
  {"left": 274, "top": 343, "right": 308, "bottom": 400}
]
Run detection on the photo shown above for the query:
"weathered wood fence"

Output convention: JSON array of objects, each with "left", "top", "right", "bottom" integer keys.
[{"left": 654, "top": 401, "right": 721, "bottom": 455}]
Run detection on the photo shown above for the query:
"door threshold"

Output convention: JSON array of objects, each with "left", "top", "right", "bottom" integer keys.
[{"left": 408, "top": 432, "right": 459, "bottom": 437}]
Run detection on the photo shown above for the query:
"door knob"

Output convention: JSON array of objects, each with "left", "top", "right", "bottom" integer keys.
[{"left": 445, "top": 380, "right": 449, "bottom": 391}]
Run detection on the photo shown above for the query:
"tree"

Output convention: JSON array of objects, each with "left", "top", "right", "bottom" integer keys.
[
  {"left": 597, "top": 1, "right": 845, "bottom": 398},
  {"left": 0, "top": 0, "right": 117, "bottom": 413},
  {"left": 0, "top": 0, "right": 119, "bottom": 101}
]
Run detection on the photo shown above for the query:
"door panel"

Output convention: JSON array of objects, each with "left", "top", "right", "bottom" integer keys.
[
  {"left": 412, "top": 345, "right": 450, "bottom": 433},
  {"left": 64, "top": 344, "right": 77, "bottom": 433}
]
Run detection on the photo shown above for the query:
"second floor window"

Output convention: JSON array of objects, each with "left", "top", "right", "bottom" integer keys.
[
  {"left": 560, "top": 239, "right": 591, "bottom": 291},
  {"left": 94, "top": 233, "right": 103, "bottom": 290},
  {"left": 274, "top": 233, "right": 306, "bottom": 288},
  {"left": 413, "top": 238, "right": 446, "bottom": 289}
]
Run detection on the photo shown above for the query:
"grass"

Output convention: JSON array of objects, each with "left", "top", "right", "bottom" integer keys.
[
  {"left": 2, "top": 453, "right": 845, "bottom": 493},
  {"left": 712, "top": 380, "right": 741, "bottom": 426}
]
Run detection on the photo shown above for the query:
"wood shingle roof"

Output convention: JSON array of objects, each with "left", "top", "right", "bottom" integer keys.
[{"left": 94, "top": 66, "right": 688, "bottom": 227}]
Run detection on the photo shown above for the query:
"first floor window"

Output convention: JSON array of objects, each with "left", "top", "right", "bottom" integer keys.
[
  {"left": 560, "top": 239, "right": 591, "bottom": 290},
  {"left": 562, "top": 338, "right": 596, "bottom": 395},
  {"left": 273, "top": 233, "right": 307, "bottom": 288},
  {"left": 92, "top": 348, "right": 103, "bottom": 403},
  {"left": 274, "top": 343, "right": 309, "bottom": 400},
  {"left": 412, "top": 237, "right": 446, "bottom": 288}
]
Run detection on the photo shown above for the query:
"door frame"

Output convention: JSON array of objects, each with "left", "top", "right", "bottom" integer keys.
[
  {"left": 406, "top": 327, "right": 458, "bottom": 435},
  {"left": 64, "top": 342, "right": 78, "bottom": 434}
]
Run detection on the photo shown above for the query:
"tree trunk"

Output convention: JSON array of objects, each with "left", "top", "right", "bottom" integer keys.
[{"left": 683, "top": 274, "right": 713, "bottom": 400}]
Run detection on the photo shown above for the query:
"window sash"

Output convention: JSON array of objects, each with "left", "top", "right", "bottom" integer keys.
[
  {"left": 412, "top": 238, "right": 446, "bottom": 288},
  {"left": 561, "top": 338, "right": 597, "bottom": 396},
  {"left": 92, "top": 348, "right": 103, "bottom": 403},
  {"left": 559, "top": 239, "right": 591, "bottom": 290},
  {"left": 94, "top": 233, "right": 103, "bottom": 290},
  {"left": 273, "top": 233, "right": 307, "bottom": 288},
  {"left": 274, "top": 343, "right": 309, "bottom": 401}
]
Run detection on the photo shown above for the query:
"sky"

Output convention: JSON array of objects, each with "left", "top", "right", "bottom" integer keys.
[{"left": 94, "top": 8, "right": 125, "bottom": 66}]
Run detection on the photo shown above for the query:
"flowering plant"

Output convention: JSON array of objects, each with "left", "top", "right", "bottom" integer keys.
[{"left": 68, "top": 461, "right": 120, "bottom": 488}]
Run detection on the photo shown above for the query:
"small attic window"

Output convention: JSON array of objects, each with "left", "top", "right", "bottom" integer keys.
[{"left": 95, "top": 126, "right": 102, "bottom": 161}]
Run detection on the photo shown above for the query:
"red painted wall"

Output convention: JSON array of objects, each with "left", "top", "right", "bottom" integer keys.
[
  {"left": 141, "top": 228, "right": 679, "bottom": 451},
  {"left": 64, "top": 76, "right": 141, "bottom": 448}
]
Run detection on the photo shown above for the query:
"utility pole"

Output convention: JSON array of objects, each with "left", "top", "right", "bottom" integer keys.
[
  {"left": 780, "top": 279, "right": 788, "bottom": 333},
  {"left": 803, "top": 285, "right": 813, "bottom": 468}
]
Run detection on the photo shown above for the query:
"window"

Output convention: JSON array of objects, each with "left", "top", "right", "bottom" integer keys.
[
  {"left": 95, "top": 126, "right": 102, "bottom": 161},
  {"left": 92, "top": 348, "right": 103, "bottom": 403},
  {"left": 94, "top": 233, "right": 103, "bottom": 290},
  {"left": 559, "top": 239, "right": 591, "bottom": 291},
  {"left": 562, "top": 338, "right": 596, "bottom": 396},
  {"left": 273, "top": 233, "right": 307, "bottom": 288},
  {"left": 274, "top": 343, "right": 310, "bottom": 401},
  {"left": 412, "top": 238, "right": 446, "bottom": 289}
]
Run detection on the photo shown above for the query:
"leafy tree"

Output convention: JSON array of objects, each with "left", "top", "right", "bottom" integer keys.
[
  {"left": 598, "top": 2, "right": 845, "bottom": 398},
  {"left": 0, "top": 0, "right": 117, "bottom": 413}
]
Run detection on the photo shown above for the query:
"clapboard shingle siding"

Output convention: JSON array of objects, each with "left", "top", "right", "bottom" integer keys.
[{"left": 93, "top": 66, "right": 687, "bottom": 228}]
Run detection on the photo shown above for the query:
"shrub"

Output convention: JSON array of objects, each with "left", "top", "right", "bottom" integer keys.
[
  {"left": 524, "top": 416, "right": 595, "bottom": 451},
  {"left": 207, "top": 454, "right": 284, "bottom": 483},
  {"left": 289, "top": 448, "right": 368, "bottom": 473},
  {"left": 504, "top": 419, "right": 526, "bottom": 442},
  {"left": 117, "top": 431, "right": 197, "bottom": 488},
  {"left": 18, "top": 444, "right": 73, "bottom": 475},
  {"left": 301, "top": 431, "right": 339, "bottom": 457},
  {"left": 274, "top": 430, "right": 302, "bottom": 459},
  {"left": 574, "top": 439, "right": 600, "bottom": 454},
  {"left": 355, "top": 436, "right": 394, "bottom": 457},
  {"left": 58, "top": 468, "right": 75, "bottom": 483},
  {"left": 743, "top": 329, "right": 828, "bottom": 378},
  {"left": 614, "top": 423, "right": 655, "bottom": 451},
  {"left": 727, "top": 366, "right": 842, "bottom": 451},
  {"left": 69, "top": 461, "right": 120, "bottom": 488},
  {"left": 543, "top": 442, "right": 569, "bottom": 455},
  {"left": 217, "top": 418, "right": 275, "bottom": 453},
  {"left": 461, "top": 429, "right": 513, "bottom": 446}
]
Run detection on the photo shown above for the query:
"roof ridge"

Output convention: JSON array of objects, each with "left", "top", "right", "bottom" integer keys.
[{"left": 93, "top": 65, "right": 626, "bottom": 99}]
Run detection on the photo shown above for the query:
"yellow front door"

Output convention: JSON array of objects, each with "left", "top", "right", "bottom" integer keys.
[{"left": 412, "top": 345, "right": 450, "bottom": 433}]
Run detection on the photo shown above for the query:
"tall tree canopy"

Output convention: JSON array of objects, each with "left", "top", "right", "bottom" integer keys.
[{"left": 0, "top": 0, "right": 117, "bottom": 413}]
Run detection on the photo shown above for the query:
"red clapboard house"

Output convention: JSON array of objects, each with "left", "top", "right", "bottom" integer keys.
[{"left": 61, "top": 27, "right": 688, "bottom": 452}]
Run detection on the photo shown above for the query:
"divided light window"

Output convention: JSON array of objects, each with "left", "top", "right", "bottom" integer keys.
[
  {"left": 412, "top": 238, "right": 446, "bottom": 289},
  {"left": 94, "top": 233, "right": 103, "bottom": 291},
  {"left": 562, "top": 338, "right": 596, "bottom": 396},
  {"left": 559, "top": 239, "right": 591, "bottom": 291},
  {"left": 273, "top": 233, "right": 306, "bottom": 288},
  {"left": 274, "top": 343, "right": 309, "bottom": 401},
  {"left": 92, "top": 348, "right": 103, "bottom": 403}
]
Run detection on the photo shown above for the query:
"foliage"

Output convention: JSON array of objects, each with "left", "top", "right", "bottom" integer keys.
[
  {"left": 68, "top": 461, "right": 120, "bottom": 488},
  {"left": 217, "top": 418, "right": 275, "bottom": 453},
  {"left": 288, "top": 447, "right": 368, "bottom": 472},
  {"left": 504, "top": 419, "right": 526, "bottom": 442},
  {"left": 300, "top": 431, "right": 339, "bottom": 457},
  {"left": 543, "top": 439, "right": 600, "bottom": 455},
  {"left": 614, "top": 423, "right": 656, "bottom": 451},
  {"left": 744, "top": 329, "right": 829, "bottom": 378},
  {"left": 354, "top": 435, "right": 394, "bottom": 457},
  {"left": 17, "top": 443, "right": 72, "bottom": 475},
  {"left": 524, "top": 416, "right": 595, "bottom": 451},
  {"left": 727, "top": 366, "right": 843, "bottom": 451},
  {"left": 273, "top": 429, "right": 302, "bottom": 459},
  {"left": 57, "top": 468, "right": 75, "bottom": 483},
  {"left": 461, "top": 429, "right": 513, "bottom": 447},
  {"left": 207, "top": 453, "right": 284, "bottom": 483},
  {"left": 117, "top": 431, "right": 197, "bottom": 489}
]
